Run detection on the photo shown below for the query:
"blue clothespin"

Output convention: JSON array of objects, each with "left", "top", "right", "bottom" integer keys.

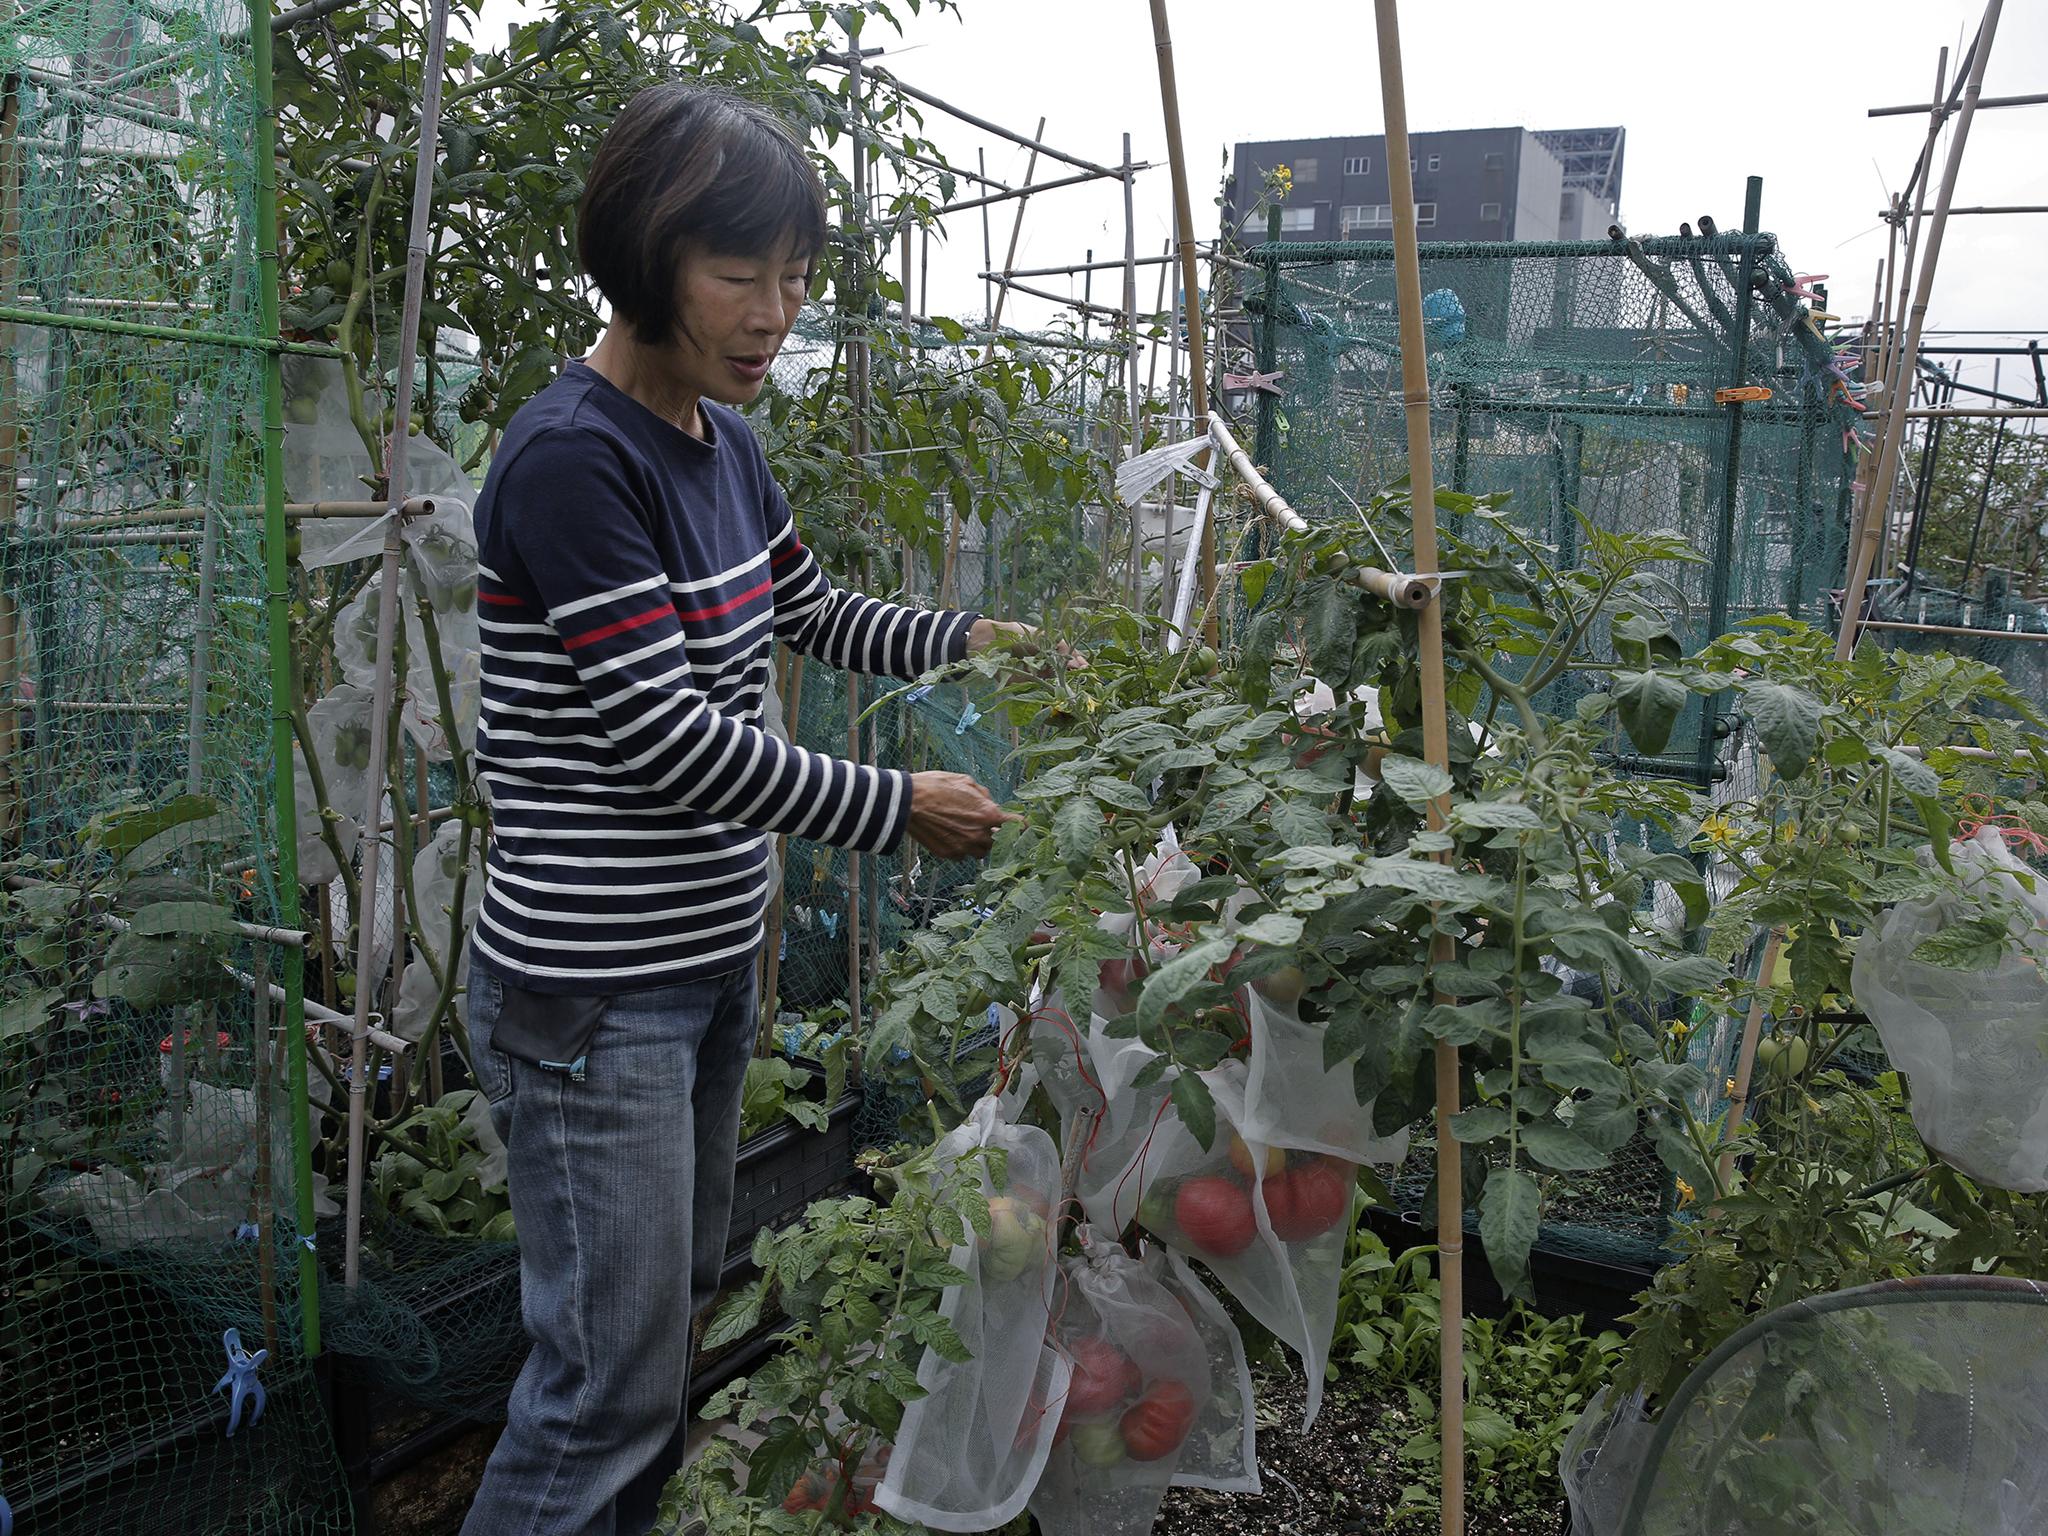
[
  {"left": 298, "top": 1234, "right": 317, "bottom": 1254},
  {"left": 213, "top": 1328, "right": 268, "bottom": 1437},
  {"left": 1, "top": 1456, "right": 13, "bottom": 1536},
  {"left": 955, "top": 701, "right": 981, "bottom": 736},
  {"left": 986, "top": 1002, "right": 1003, "bottom": 1033},
  {"left": 234, "top": 1222, "right": 260, "bottom": 1243},
  {"left": 819, "top": 909, "right": 839, "bottom": 938}
]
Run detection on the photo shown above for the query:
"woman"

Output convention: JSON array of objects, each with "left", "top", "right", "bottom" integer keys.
[{"left": 461, "top": 84, "right": 1021, "bottom": 1536}]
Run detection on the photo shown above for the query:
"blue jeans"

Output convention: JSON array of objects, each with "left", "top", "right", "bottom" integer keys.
[{"left": 460, "top": 947, "right": 759, "bottom": 1536}]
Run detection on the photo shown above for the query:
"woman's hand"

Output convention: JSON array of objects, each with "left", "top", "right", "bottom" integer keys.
[
  {"left": 907, "top": 771, "right": 1019, "bottom": 860},
  {"left": 967, "top": 618, "right": 1086, "bottom": 669}
]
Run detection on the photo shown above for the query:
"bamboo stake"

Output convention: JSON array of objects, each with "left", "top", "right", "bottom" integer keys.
[
  {"left": 1372, "top": 6, "right": 1464, "bottom": 1531},
  {"left": 757, "top": 650, "right": 804, "bottom": 1053},
  {"left": 832, "top": 60, "right": 1120, "bottom": 180},
  {"left": 983, "top": 115, "right": 1046, "bottom": 356},
  {"left": 1837, "top": 4, "right": 2002, "bottom": 662},
  {"left": 1148, "top": 0, "right": 1216, "bottom": 642},
  {"left": 1123, "top": 132, "right": 1142, "bottom": 603},
  {"left": 252, "top": 950, "right": 281, "bottom": 1360},
  {"left": 1859, "top": 618, "right": 2048, "bottom": 642},
  {"left": 342, "top": 0, "right": 450, "bottom": 1292},
  {"left": 1716, "top": 935, "right": 1779, "bottom": 1190},
  {"left": 845, "top": 24, "right": 870, "bottom": 1035}
]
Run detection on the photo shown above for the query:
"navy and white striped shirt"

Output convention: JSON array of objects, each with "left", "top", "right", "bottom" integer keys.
[{"left": 470, "top": 362, "right": 975, "bottom": 992}]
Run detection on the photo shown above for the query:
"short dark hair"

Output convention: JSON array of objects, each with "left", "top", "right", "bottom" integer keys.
[{"left": 578, "top": 85, "right": 829, "bottom": 346}]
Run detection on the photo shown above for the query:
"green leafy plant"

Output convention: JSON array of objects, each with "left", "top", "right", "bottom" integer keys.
[
  {"left": 1332, "top": 1217, "right": 1621, "bottom": 1526},
  {"left": 662, "top": 1144, "right": 999, "bottom": 1532},
  {"left": 368, "top": 1088, "right": 513, "bottom": 1242}
]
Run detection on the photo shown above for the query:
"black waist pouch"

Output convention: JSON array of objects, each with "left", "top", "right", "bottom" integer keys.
[{"left": 490, "top": 985, "right": 609, "bottom": 1083}]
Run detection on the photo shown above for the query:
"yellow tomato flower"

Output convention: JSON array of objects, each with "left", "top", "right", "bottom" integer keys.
[{"left": 1674, "top": 1178, "right": 1696, "bottom": 1210}]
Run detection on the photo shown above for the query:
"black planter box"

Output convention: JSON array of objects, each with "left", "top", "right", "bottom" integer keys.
[{"left": 725, "top": 1091, "right": 863, "bottom": 1268}]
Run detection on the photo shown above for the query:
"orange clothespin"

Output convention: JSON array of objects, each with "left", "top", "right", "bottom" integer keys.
[{"left": 1714, "top": 384, "right": 1773, "bottom": 405}]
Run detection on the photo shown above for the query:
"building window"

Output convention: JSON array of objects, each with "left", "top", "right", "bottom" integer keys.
[
  {"left": 1416, "top": 202, "right": 1438, "bottom": 226},
  {"left": 1293, "top": 157, "right": 1317, "bottom": 182},
  {"left": 1408, "top": 157, "right": 1416, "bottom": 173},
  {"left": 1279, "top": 206, "right": 1317, "bottom": 234},
  {"left": 1479, "top": 201, "right": 1502, "bottom": 222},
  {"left": 1426, "top": 154, "right": 1441, "bottom": 172},
  {"left": 1483, "top": 150, "right": 1505, "bottom": 171},
  {"left": 1344, "top": 155, "right": 1369, "bottom": 175},
  {"left": 1342, "top": 204, "right": 1393, "bottom": 233}
]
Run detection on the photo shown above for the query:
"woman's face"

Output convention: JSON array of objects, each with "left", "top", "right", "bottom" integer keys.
[{"left": 668, "top": 240, "right": 811, "bottom": 405}]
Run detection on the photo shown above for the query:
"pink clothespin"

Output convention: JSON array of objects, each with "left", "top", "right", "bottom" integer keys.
[
  {"left": 1222, "top": 369, "right": 1284, "bottom": 396},
  {"left": 1788, "top": 272, "right": 1828, "bottom": 302}
]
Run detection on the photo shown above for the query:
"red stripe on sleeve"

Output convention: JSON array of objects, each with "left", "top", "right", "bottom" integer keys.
[
  {"left": 478, "top": 589, "right": 526, "bottom": 608},
  {"left": 560, "top": 602, "right": 674, "bottom": 650},
  {"left": 770, "top": 544, "right": 806, "bottom": 570}
]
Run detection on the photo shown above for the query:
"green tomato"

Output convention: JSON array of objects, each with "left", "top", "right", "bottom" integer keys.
[
  {"left": 981, "top": 1196, "right": 1045, "bottom": 1285},
  {"left": 1778, "top": 1037, "right": 1812, "bottom": 1078},
  {"left": 1070, "top": 1420, "right": 1126, "bottom": 1468},
  {"left": 1755, "top": 1038, "right": 1783, "bottom": 1073}
]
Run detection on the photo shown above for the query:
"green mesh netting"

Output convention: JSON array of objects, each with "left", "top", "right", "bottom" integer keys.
[
  {"left": 0, "top": 0, "right": 347, "bottom": 1528},
  {"left": 1243, "top": 237, "right": 1862, "bottom": 1268}
]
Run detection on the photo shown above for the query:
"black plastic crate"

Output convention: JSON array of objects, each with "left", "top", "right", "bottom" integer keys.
[{"left": 725, "top": 1092, "right": 862, "bottom": 1266}]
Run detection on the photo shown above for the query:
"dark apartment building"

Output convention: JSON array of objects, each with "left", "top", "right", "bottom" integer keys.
[{"left": 1225, "top": 125, "right": 1624, "bottom": 245}]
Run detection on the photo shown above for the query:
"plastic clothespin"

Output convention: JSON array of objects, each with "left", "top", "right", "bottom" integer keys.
[
  {"left": 904, "top": 683, "right": 934, "bottom": 705},
  {"left": 213, "top": 1328, "right": 268, "bottom": 1438},
  {"left": 1, "top": 1456, "right": 13, "bottom": 1536},
  {"left": 955, "top": 701, "right": 981, "bottom": 736},
  {"left": 234, "top": 1222, "right": 260, "bottom": 1243},
  {"left": 819, "top": 909, "right": 839, "bottom": 939},
  {"left": 298, "top": 1234, "right": 318, "bottom": 1254}
]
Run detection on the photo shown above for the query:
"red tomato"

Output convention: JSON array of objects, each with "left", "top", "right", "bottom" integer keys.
[
  {"left": 1120, "top": 1379, "right": 1199, "bottom": 1461},
  {"left": 1061, "top": 1335, "right": 1142, "bottom": 1421},
  {"left": 782, "top": 1469, "right": 829, "bottom": 1512},
  {"left": 1174, "top": 1176, "right": 1257, "bottom": 1258},
  {"left": 1263, "top": 1156, "right": 1352, "bottom": 1242}
]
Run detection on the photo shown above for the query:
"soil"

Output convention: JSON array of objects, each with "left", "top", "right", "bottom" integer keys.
[
  {"left": 1155, "top": 1366, "right": 1568, "bottom": 1536},
  {"left": 369, "top": 1418, "right": 502, "bottom": 1536}
]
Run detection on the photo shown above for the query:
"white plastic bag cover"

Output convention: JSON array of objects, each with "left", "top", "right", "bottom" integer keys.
[
  {"left": 305, "top": 682, "right": 377, "bottom": 839},
  {"left": 1140, "top": 1243, "right": 1260, "bottom": 1494},
  {"left": 875, "top": 1097, "right": 1067, "bottom": 1531},
  {"left": 1853, "top": 827, "right": 2048, "bottom": 1192},
  {"left": 293, "top": 748, "right": 357, "bottom": 888},
  {"left": 1559, "top": 1386, "right": 1654, "bottom": 1536},
  {"left": 332, "top": 570, "right": 478, "bottom": 762},
  {"left": 286, "top": 358, "right": 474, "bottom": 568},
  {"left": 1028, "top": 1229, "right": 1210, "bottom": 1536}
]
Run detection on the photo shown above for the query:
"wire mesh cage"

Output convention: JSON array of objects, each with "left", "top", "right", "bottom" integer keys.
[
  {"left": 1239, "top": 235, "right": 1863, "bottom": 1266},
  {"left": 0, "top": 0, "right": 346, "bottom": 1529}
]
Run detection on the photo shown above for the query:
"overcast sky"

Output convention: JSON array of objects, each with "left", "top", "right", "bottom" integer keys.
[{"left": 475, "top": 0, "right": 2048, "bottom": 400}]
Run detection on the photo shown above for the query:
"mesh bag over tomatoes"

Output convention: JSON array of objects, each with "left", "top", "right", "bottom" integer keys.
[
  {"left": 1139, "top": 1242, "right": 1261, "bottom": 1494},
  {"left": 874, "top": 1098, "right": 1070, "bottom": 1532},
  {"left": 1028, "top": 1230, "right": 1210, "bottom": 1536},
  {"left": 1032, "top": 1001, "right": 1369, "bottom": 1430}
]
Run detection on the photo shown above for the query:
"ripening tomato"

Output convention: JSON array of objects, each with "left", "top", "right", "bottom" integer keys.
[
  {"left": 1263, "top": 1156, "right": 1352, "bottom": 1242},
  {"left": 1120, "top": 1380, "right": 1198, "bottom": 1461},
  {"left": 1175, "top": 1176, "right": 1258, "bottom": 1257},
  {"left": 1061, "top": 1335, "right": 1142, "bottom": 1421}
]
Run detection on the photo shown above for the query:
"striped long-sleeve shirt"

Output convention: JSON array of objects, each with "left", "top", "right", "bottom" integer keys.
[{"left": 470, "top": 361, "right": 976, "bottom": 992}]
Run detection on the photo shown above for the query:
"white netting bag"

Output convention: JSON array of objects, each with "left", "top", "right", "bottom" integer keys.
[
  {"left": 1852, "top": 826, "right": 2048, "bottom": 1192},
  {"left": 286, "top": 357, "right": 474, "bottom": 566},
  {"left": 1028, "top": 1229, "right": 1210, "bottom": 1536},
  {"left": 305, "top": 682, "right": 377, "bottom": 830},
  {"left": 1140, "top": 1243, "right": 1260, "bottom": 1494},
  {"left": 1035, "top": 834, "right": 1404, "bottom": 1428},
  {"left": 875, "top": 1098, "right": 1067, "bottom": 1532},
  {"left": 292, "top": 748, "right": 357, "bottom": 889},
  {"left": 332, "top": 570, "right": 477, "bottom": 762},
  {"left": 1559, "top": 1386, "right": 1654, "bottom": 1536},
  {"left": 390, "top": 821, "right": 484, "bottom": 1044}
]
